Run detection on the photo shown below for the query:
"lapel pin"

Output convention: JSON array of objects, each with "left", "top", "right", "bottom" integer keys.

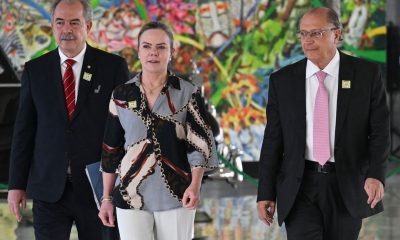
[
  {"left": 87, "top": 65, "right": 91, "bottom": 69},
  {"left": 83, "top": 72, "right": 92, "bottom": 81},
  {"left": 128, "top": 101, "right": 137, "bottom": 109},
  {"left": 341, "top": 80, "right": 351, "bottom": 89},
  {"left": 94, "top": 85, "right": 101, "bottom": 93}
]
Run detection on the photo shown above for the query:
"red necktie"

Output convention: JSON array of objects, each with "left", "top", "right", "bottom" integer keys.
[
  {"left": 63, "top": 59, "right": 76, "bottom": 120},
  {"left": 313, "top": 71, "right": 331, "bottom": 165}
]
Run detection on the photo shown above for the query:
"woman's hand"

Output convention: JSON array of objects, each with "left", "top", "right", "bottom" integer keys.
[
  {"left": 98, "top": 201, "right": 115, "bottom": 227},
  {"left": 182, "top": 167, "right": 205, "bottom": 209},
  {"left": 182, "top": 183, "right": 201, "bottom": 209},
  {"left": 99, "top": 172, "right": 118, "bottom": 227}
]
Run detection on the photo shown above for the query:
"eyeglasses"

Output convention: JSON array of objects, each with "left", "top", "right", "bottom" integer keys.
[{"left": 296, "top": 28, "right": 338, "bottom": 39}]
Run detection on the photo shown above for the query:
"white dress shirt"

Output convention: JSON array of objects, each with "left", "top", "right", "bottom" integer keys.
[
  {"left": 305, "top": 50, "right": 340, "bottom": 163},
  {"left": 59, "top": 44, "right": 87, "bottom": 101}
]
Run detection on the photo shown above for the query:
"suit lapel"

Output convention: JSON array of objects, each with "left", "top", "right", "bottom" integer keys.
[
  {"left": 335, "top": 52, "right": 354, "bottom": 145},
  {"left": 49, "top": 50, "right": 69, "bottom": 121},
  {"left": 72, "top": 45, "right": 95, "bottom": 121},
  {"left": 293, "top": 59, "right": 307, "bottom": 145}
]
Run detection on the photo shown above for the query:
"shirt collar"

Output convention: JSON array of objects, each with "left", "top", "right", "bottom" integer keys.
[
  {"left": 58, "top": 43, "right": 87, "bottom": 65},
  {"left": 306, "top": 49, "right": 340, "bottom": 78}
]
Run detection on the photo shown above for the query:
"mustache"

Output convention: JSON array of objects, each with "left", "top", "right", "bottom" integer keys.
[{"left": 60, "top": 34, "right": 75, "bottom": 41}]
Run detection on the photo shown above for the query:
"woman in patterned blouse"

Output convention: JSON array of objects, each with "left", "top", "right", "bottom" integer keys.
[{"left": 98, "top": 21, "right": 218, "bottom": 240}]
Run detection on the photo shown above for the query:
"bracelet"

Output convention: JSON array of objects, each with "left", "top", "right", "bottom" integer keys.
[{"left": 100, "top": 196, "right": 113, "bottom": 202}]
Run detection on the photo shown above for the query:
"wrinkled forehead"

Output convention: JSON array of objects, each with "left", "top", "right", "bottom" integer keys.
[
  {"left": 299, "top": 12, "right": 331, "bottom": 31},
  {"left": 53, "top": 2, "right": 85, "bottom": 20}
]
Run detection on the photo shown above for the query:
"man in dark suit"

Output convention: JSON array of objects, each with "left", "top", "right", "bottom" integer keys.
[
  {"left": 257, "top": 7, "right": 390, "bottom": 240},
  {"left": 7, "top": 0, "right": 129, "bottom": 239}
]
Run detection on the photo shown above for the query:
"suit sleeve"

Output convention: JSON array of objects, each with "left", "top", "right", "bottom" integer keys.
[
  {"left": 114, "top": 58, "right": 130, "bottom": 87},
  {"left": 8, "top": 64, "right": 36, "bottom": 190},
  {"left": 257, "top": 74, "right": 283, "bottom": 202},
  {"left": 366, "top": 65, "right": 390, "bottom": 184}
]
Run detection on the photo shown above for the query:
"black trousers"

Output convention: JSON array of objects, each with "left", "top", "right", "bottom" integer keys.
[
  {"left": 284, "top": 168, "right": 362, "bottom": 240},
  {"left": 32, "top": 181, "right": 117, "bottom": 240}
]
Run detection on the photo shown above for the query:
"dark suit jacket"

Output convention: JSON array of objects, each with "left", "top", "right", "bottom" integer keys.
[
  {"left": 8, "top": 44, "right": 129, "bottom": 204},
  {"left": 257, "top": 51, "right": 390, "bottom": 225}
]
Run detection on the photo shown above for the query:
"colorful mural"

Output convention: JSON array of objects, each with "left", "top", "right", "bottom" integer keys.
[{"left": 0, "top": 0, "right": 386, "bottom": 161}]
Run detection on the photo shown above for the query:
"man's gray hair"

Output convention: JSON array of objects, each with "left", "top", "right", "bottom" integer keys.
[
  {"left": 299, "top": 7, "right": 343, "bottom": 41},
  {"left": 51, "top": 0, "right": 92, "bottom": 21},
  {"left": 303, "top": 7, "right": 342, "bottom": 29}
]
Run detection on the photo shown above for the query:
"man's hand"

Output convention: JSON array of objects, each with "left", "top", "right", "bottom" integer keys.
[
  {"left": 364, "top": 177, "right": 384, "bottom": 209},
  {"left": 257, "top": 200, "right": 276, "bottom": 226},
  {"left": 7, "top": 189, "right": 27, "bottom": 222}
]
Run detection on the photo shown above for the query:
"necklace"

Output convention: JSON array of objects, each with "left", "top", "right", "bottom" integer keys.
[
  {"left": 142, "top": 82, "right": 166, "bottom": 95},
  {"left": 141, "top": 79, "right": 166, "bottom": 110}
]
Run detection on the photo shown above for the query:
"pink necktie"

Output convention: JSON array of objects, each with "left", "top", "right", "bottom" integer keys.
[
  {"left": 313, "top": 71, "right": 330, "bottom": 165},
  {"left": 63, "top": 59, "right": 76, "bottom": 121}
]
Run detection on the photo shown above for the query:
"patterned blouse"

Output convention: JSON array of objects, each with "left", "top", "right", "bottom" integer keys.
[{"left": 101, "top": 72, "right": 218, "bottom": 211}]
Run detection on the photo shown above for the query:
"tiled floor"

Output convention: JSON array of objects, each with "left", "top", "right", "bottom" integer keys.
[
  {"left": 195, "top": 173, "right": 400, "bottom": 240},
  {"left": 1, "top": 174, "right": 399, "bottom": 240}
]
